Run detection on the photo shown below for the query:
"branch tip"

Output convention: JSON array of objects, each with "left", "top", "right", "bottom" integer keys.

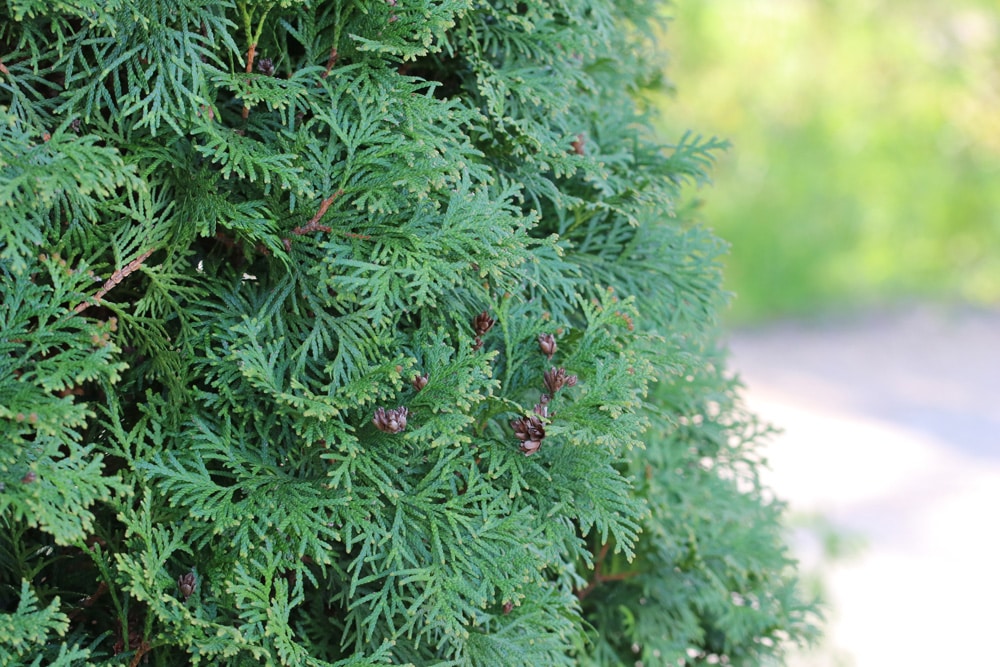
[{"left": 73, "top": 248, "right": 155, "bottom": 314}]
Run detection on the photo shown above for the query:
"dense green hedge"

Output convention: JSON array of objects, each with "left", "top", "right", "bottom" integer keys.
[{"left": 0, "top": 1, "right": 817, "bottom": 664}]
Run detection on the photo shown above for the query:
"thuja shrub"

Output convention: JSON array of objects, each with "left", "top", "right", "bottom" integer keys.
[{"left": 0, "top": 1, "right": 819, "bottom": 665}]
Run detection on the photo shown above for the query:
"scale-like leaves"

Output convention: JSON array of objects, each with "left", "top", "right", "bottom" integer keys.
[{"left": 0, "top": 0, "right": 817, "bottom": 663}]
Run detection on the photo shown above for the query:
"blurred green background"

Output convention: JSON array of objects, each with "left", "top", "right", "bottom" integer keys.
[{"left": 658, "top": 0, "right": 1000, "bottom": 324}]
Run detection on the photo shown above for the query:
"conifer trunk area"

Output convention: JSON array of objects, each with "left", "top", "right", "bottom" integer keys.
[{"left": 1, "top": 1, "right": 818, "bottom": 665}]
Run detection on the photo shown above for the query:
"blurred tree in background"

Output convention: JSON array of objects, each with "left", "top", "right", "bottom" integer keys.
[{"left": 660, "top": 0, "right": 1000, "bottom": 323}]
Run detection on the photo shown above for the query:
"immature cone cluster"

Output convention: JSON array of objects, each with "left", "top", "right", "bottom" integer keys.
[
  {"left": 472, "top": 311, "right": 495, "bottom": 351},
  {"left": 538, "top": 333, "right": 557, "bottom": 360},
  {"left": 473, "top": 311, "right": 495, "bottom": 336},
  {"left": 178, "top": 572, "right": 196, "bottom": 600},
  {"left": 373, "top": 406, "right": 409, "bottom": 434},
  {"left": 509, "top": 363, "right": 578, "bottom": 455},
  {"left": 256, "top": 57, "right": 275, "bottom": 76},
  {"left": 543, "top": 367, "right": 578, "bottom": 395},
  {"left": 510, "top": 414, "right": 545, "bottom": 455}
]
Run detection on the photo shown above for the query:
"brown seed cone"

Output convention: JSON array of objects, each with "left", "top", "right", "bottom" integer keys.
[
  {"left": 178, "top": 572, "right": 196, "bottom": 600},
  {"left": 256, "top": 57, "right": 275, "bottom": 76},
  {"left": 373, "top": 406, "right": 409, "bottom": 434},
  {"left": 510, "top": 414, "right": 546, "bottom": 455},
  {"left": 543, "top": 367, "right": 578, "bottom": 395},
  {"left": 538, "top": 333, "right": 557, "bottom": 360},
  {"left": 520, "top": 439, "right": 542, "bottom": 455},
  {"left": 412, "top": 374, "right": 429, "bottom": 391},
  {"left": 473, "top": 311, "right": 495, "bottom": 336}
]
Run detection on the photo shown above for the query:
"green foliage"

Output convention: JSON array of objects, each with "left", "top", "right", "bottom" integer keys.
[{"left": 1, "top": 0, "right": 817, "bottom": 665}]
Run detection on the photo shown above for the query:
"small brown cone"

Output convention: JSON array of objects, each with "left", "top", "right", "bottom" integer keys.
[
  {"left": 473, "top": 311, "right": 495, "bottom": 336},
  {"left": 538, "top": 333, "right": 557, "bottom": 360},
  {"left": 510, "top": 414, "right": 546, "bottom": 455},
  {"left": 543, "top": 367, "right": 578, "bottom": 395},
  {"left": 373, "top": 406, "right": 409, "bottom": 434},
  {"left": 178, "top": 572, "right": 196, "bottom": 600}
]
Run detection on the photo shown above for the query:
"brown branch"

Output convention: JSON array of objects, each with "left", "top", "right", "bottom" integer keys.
[
  {"left": 600, "top": 570, "right": 641, "bottom": 583},
  {"left": 129, "top": 640, "right": 151, "bottom": 667},
  {"left": 575, "top": 580, "right": 597, "bottom": 601},
  {"left": 292, "top": 190, "right": 343, "bottom": 235},
  {"left": 74, "top": 249, "right": 155, "bottom": 314},
  {"left": 245, "top": 42, "right": 256, "bottom": 74},
  {"left": 575, "top": 542, "right": 640, "bottom": 601},
  {"left": 595, "top": 541, "right": 611, "bottom": 567},
  {"left": 0, "top": 59, "right": 9, "bottom": 76},
  {"left": 67, "top": 581, "right": 108, "bottom": 621},
  {"left": 242, "top": 42, "right": 256, "bottom": 119},
  {"left": 85, "top": 581, "right": 108, "bottom": 607},
  {"left": 322, "top": 47, "right": 338, "bottom": 80}
]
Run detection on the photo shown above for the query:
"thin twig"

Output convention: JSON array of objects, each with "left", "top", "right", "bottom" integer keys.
[
  {"left": 575, "top": 542, "right": 639, "bottom": 601},
  {"left": 322, "top": 47, "right": 338, "bottom": 79},
  {"left": 66, "top": 581, "right": 108, "bottom": 621},
  {"left": 601, "top": 571, "right": 642, "bottom": 583},
  {"left": 244, "top": 42, "right": 256, "bottom": 74},
  {"left": 74, "top": 249, "right": 155, "bottom": 314},
  {"left": 595, "top": 541, "right": 611, "bottom": 568},
  {"left": 241, "top": 42, "right": 256, "bottom": 119},
  {"left": 575, "top": 580, "right": 597, "bottom": 601},
  {"left": 291, "top": 190, "right": 343, "bottom": 235},
  {"left": 129, "top": 640, "right": 151, "bottom": 667}
]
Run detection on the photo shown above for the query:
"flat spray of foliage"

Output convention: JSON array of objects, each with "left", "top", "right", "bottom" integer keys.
[{"left": 0, "top": 1, "right": 818, "bottom": 665}]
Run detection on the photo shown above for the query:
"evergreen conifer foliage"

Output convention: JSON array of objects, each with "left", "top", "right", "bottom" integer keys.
[{"left": 0, "top": 1, "right": 818, "bottom": 665}]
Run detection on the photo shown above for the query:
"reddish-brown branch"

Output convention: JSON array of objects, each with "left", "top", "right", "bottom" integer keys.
[
  {"left": 322, "top": 47, "right": 338, "bottom": 80},
  {"left": 242, "top": 42, "right": 256, "bottom": 119},
  {"left": 74, "top": 249, "right": 155, "bottom": 314},
  {"left": 245, "top": 42, "right": 256, "bottom": 74},
  {"left": 292, "top": 190, "right": 343, "bottom": 235},
  {"left": 85, "top": 581, "right": 108, "bottom": 607},
  {"left": 67, "top": 581, "right": 109, "bottom": 621},
  {"left": 129, "top": 641, "right": 151, "bottom": 667},
  {"left": 595, "top": 541, "right": 611, "bottom": 566},
  {"left": 0, "top": 59, "right": 9, "bottom": 76},
  {"left": 575, "top": 542, "right": 640, "bottom": 601},
  {"left": 575, "top": 580, "right": 598, "bottom": 601},
  {"left": 600, "top": 570, "right": 641, "bottom": 583}
]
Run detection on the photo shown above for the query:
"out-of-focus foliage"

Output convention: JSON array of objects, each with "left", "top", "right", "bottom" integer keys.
[{"left": 661, "top": 0, "right": 1000, "bottom": 322}]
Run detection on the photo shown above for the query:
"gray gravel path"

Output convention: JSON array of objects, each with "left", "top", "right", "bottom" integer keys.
[{"left": 727, "top": 306, "right": 1000, "bottom": 667}]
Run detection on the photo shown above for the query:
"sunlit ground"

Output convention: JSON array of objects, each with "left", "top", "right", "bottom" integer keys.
[
  {"left": 730, "top": 307, "right": 1000, "bottom": 666},
  {"left": 657, "top": 1, "right": 1000, "bottom": 664}
]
